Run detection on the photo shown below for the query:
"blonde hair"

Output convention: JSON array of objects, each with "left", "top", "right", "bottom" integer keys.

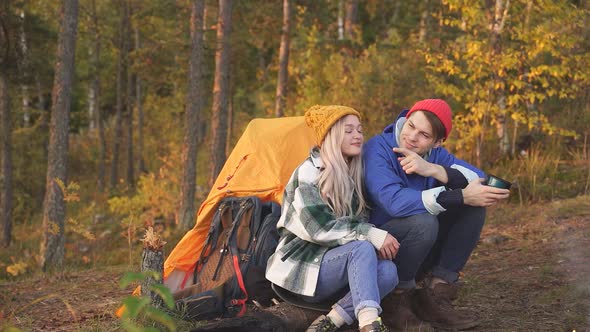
[{"left": 317, "top": 116, "right": 367, "bottom": 217}]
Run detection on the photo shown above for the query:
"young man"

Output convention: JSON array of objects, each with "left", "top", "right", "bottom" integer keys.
[{"left": 363, "top": 99, "right": 510, "bottom": 330}]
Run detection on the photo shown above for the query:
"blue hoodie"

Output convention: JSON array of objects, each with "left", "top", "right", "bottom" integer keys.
[{"left": 363, "top": 110, "right": 485, "bottom": 226}]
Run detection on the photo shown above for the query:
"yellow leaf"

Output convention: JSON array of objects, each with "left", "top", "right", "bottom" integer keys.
[{"left": 7, "top": 262, "right": 28, "bottom": 277}]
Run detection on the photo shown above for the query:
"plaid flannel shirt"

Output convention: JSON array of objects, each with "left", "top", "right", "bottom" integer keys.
[{"left": 265, "top": 147, "right": 388, "bottom": 297}]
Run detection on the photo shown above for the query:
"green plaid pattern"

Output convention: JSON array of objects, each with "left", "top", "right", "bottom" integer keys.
[{"left": 266, "top": 147, "right": 385, "bottom": 296}]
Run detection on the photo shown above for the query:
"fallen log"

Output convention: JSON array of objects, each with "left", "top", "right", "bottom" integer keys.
[{"left": 190, "top": 301, "right": 322, "bottom": 332}]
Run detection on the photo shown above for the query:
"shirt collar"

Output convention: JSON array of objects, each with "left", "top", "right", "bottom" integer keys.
[{"left": 310, "top": 146, "right": 324, "bottom": 168}]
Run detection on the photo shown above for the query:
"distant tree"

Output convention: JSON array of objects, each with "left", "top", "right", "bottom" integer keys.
[
  {"left": 0, "top": 5, "right": 13, "bottom": 247},
  {"left": 425, "top": 0, "right": 585, "bottom": 165},
  {"left": 274, "top": 0, "right": 291, "bottom": 117},
  {"left": 40, "top": 0, "right": 79, "bottom": 270},
  {"left": 110, "top": 0, "right": 127, "bottom": 190},
  {"left": 208, "top": 0, "right": 233, "bottom": 187},
  {"left": 418, "top": 0, "right": 430, "bottom": 43},
  {"left": 89, "top": 0, "right": 106, "bottom": 192},
  {"left": 126, "top": 0, "right": 134, "bottom": 187},
  {"left": 18, "top": 9, "right": 31, "bottom": 128},
  {"left": 344, "top": 0, "right": 358, "bottom": 41},
  {"left": 0, "top": 71, "right": 11, "bottom": 248},
  {"left": 178, "top": 0, "right": 205, "bottom": 231},
  {"left": 135, "top": 25, "right": 146, "bottom": 174}
]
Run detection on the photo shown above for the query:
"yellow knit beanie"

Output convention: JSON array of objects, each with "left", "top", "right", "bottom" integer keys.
[{"left": 304, "top": 105, "right": 361, "bottom": 145}]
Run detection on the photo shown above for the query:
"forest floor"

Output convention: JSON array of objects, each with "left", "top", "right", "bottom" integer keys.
[{"left": 1, "top": 196, "right": 590, "bottom": 331}]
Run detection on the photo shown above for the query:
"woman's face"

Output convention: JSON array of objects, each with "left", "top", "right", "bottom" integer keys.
[
  {"left": 399, "top": 111, "right": 440, "bottom": 156},
  {"left": 340, "top": 114, "right": 363, "bottom": 158}
]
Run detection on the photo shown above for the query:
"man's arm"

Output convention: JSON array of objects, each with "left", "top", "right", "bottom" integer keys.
[
  {"left": 393, "top": 147, "right": 448, "bottom": 183},
  {"left": 364, "top": 140, "right": 439, "bottom": 217}
]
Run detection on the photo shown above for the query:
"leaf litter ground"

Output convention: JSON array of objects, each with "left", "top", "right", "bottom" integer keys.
[{"left": 1, "top": 197, "right": 590, "bottom": 331}]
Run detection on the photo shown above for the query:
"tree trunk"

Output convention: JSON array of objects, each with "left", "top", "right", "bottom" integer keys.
[
  {"left": 19, "top": 10, "right": 31, "bottom": 128},
  {"left": 87, "top": 65, "right": 96, "bottom": 130},
  {"left": 208, "top": 0, "right": 233, "bottom": 187},
  {"left": 490, "top": 0, "right": 510, "bottom": 155},
  {"left": 140, "top": 227, "right": 166, "bottom": 307},
  {"left": 40, "top": 0, "right": 79, "bottom": 270},
  {"left": 90, "top": 0, "right": 106, "bottom": 192},
  {"left": 110, "top": 0, "right": 127, "bottom": 190},
  {"left": 0, "top": 67, "right": 12, "bottom": 247},
  {"left": 418, "top": 0, "right": 430, "bottom": 43},
  {"left": 135, "top": 26, "right": 146, "bottom": 174},
  {"left": 274, "top": 0, "right": 291, "bottom": 118},
  {"left": 126, "top": 0, "right": 134, "bottom": 187},
  {"left": 226, "top": 92, "right": 233, "bottom": 157},
  {"left": 344, "top": 0, "right": 358, "bottom": 41},
  {"left": 338, "top": 0, "right": 344, "bottom": 40},
  {"left": 178, "top": 0, "right": 205, "bottom": 231}
]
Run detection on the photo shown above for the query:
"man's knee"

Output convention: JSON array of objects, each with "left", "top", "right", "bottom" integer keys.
[
  {"left": 444, "top": 206, "right": 486, "bottom": 228},
  {"left": 406, "top": 213, "right": 439, "bottom": 244}
]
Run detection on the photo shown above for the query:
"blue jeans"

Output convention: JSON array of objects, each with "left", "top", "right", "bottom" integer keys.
[
  {"left": 380, "top": 206, "right": 485, "bottom": 289},
  {"left": 302, "top": 241, "right": 398, "bottom": 325}
]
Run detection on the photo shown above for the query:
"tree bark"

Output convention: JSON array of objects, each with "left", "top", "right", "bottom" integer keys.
[
  {"left": 0, "top": 65, "right": 12, "bottom": 247},
  {"left": 125, "top": 0, "right": 134, "bottom": 187},
  {"left": 18, "top": 10, "right": 31, "bottom": 128},
  {"left": 141, "top": 248, "right": 164, "bottom": 306},
  {"left": 178, "top": 0, "right": 205, "bottom": 231},
  {"left": 490, "top": 0, "right": 510, "bottom": 155},
  {"left": 344, "top": 0, "right": 358, "bottom": 41},
  {"left": 40, "top": 0, "right": 78, "bottom": 270},
  {"left": 274, "top": 0, "right": 291, "bottom": 118},
  {"left": 90, "top": 0, "right": 106, "bottom": 192},
  {"left": 140, "top": 227, "right": 166, "bottom": 307},
  {"left": 135, "top": 26, "right": 146, "bottom": 174},
  {"left": 110, "top": 0, "right": 127, "bottom": 190},
  {"left": 418, "top": 0, "right": 430, "bottom": 43},
  {"left": 208, "top": 0, "right": 233, "bottom": 187},
  {"left": 338, "top": 0, "right": 344, "bottom": 40}
]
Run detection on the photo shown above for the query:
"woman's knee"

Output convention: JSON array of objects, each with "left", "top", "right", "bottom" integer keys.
[
  {"left": 377, "top": 260, "right": 398, "bottom": 292},
  {"left": 353, "top": 240, "right": 377, "bottom": 259}
]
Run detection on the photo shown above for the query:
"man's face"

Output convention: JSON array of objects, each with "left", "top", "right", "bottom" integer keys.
[{"left": 399, "top": 111, "right": 441, "bottom": 156}]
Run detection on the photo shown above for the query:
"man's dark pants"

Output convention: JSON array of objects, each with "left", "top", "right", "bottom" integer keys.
[{"left": 379, "top": 206, "right": 486, "bottom": 289}]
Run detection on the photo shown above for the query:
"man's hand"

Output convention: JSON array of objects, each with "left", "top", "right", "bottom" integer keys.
[
  {"left": 378, "top": 233, "right": 400, "bottom": 260},
  {"left": 393, "top": 147, "right": 448, "bottom": 183},
  {"left": 462, "top": 178, "right": 510, "bottom": 207}
]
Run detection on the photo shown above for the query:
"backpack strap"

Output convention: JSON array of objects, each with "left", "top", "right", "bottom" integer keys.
[{"left": 230, "top": 254, "right": 248, "bottom": 316}]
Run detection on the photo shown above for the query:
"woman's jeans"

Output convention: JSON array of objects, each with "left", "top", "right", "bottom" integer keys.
[
  {"left": 302, "top": 240, "right": 398, "bottom": 325},
  {"left": 380, "top": 206, "right": 486, "bottom": 289}
]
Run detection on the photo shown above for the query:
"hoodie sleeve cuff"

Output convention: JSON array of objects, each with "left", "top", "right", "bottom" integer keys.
[
  {"left": 422, "top": 186, "right": 447, "bottom": 216},
  {"left": 436, "top": 189, "right": 464, "bottom": 209},
  {"left": 367, "top": 227, "right": 389, "bottom": 250}
]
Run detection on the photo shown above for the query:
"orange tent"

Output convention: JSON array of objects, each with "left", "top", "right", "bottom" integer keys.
[{"left": 163, "top": 116, "right": 316, "bottom": 292}]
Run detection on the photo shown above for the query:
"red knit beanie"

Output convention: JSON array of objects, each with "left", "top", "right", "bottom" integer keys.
[{"left": 407, "top": 99, "right": 452, "bottom": 140}]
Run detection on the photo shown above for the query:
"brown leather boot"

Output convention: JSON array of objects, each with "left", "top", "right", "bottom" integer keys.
[
  {"left": 431, "top": 281, "right": 461, "bottom": 302},
  {"left": 411, "top": 285, "right": 478, "bottom": 330},
  {"left": 381, "top": 290, "right": 429, "bottom": 331}
]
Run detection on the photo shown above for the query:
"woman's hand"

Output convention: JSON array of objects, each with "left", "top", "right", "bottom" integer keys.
[{"left": 378, "top": 233, "right": 400, "bottom": 260}]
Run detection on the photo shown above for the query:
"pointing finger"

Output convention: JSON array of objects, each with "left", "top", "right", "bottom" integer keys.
[{"left": 393, "top": 147, "right": 412, "bottom": 156}]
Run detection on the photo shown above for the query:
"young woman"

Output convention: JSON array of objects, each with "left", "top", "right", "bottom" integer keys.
[{"left": 266, "top": 105, "right": 400, "bottom": 332}]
